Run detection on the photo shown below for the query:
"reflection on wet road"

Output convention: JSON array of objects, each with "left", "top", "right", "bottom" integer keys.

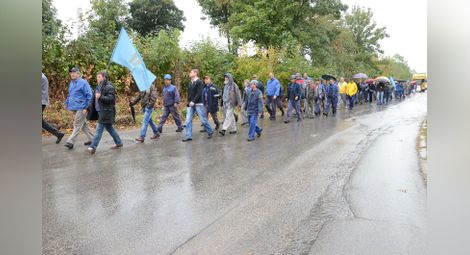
[{"left": 43, "top": 95, "right": 427, "bottom": 254}]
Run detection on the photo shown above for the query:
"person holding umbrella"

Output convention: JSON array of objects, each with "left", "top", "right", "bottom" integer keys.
[
  {"left": 323, "top": 75, "right": 339, "bottom": 116},
  {"left": 130, "top": 79, "right": 159, "bottom": 143}
]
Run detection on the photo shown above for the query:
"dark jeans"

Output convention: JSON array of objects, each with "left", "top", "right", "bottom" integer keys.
[
  {"left": 157, "top": 105, "right": 183, "bottom": 133},
  {"left": 90, "top": 122, "right": 122, "bottom": 149},
  {"left": 325, "top": 96, "right": 338, "bottom": 114},
  {"left": 42, "top": 105, "right": 62, "bottom": 137},
  {"left": 265, "top": 95, "right": 277, "bottom": 118},
  {"left": 207, "top": 110, "right": 220, "bottom": 127},
  {"left": 347, "top": 95, "right": 354, "bottom": 109}
]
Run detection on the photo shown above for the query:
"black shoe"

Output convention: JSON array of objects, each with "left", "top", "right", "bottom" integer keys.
[
  {"left": 56, "top": 133, "right": 64, "bottom": 144},
  {"left": 215, "top": 124, "right": 220, "bottom": 130},
  {"left": 175, "top": 127, "right": 183, "bottom": 132},
  {"left": 64, "top": 142, "right": 73, "bottom": 149},
  {"left": 219, "top": 130, "right": 226, "bottom": 136},
  {"left": 241, "top": 122, "right": 248, "bottom": 126},
  {"left": 84, "top": 141, "right": 92, "bottom": 146},
  {"left": 257, "top": 131, "right": 262, "bottom": 138},
  {"left": 323, "top": 113, "right": 328, "bottom": 117},
  {"left": 281, "top": 110, "right": 285, "bottom": 116},
  {"left": 269, "top": 117, "right": 276, "bottom": 120},
  {"left": 247, "top": 138, "right": 255, "bottom": 142},
  {"left": 207, "top": 132, "right": 213, "bottom": 139},
  {"left": 229, "top": 131, "right": 237, "bottom": 135},
  {"left": 234, "top": 114, "right": 239, "bottom": 122},
  {"left": 182, "top": 138, "right": 192, "bottom": 142},
  {"left": 260, "top": 115, "right": 264, "bottom": 119},
  {"left": 200, "top": 129, "right": 207, "bottom": 133},
  {"left": 284, "top": 120, "right": 289, "bottom": 123}
]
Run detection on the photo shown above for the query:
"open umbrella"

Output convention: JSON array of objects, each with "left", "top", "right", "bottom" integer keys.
[
  {"left": 353, "top": 73, "right": 368, "bottom": 79},
  {"left": 365, "top": 79, "right": 375, "bottom": 84},
  {"left": 321, "top": 74, "right": 337, "bottom": 81},
  {"left": 376, "top": 76, "right": 390, "bottom": 83}
]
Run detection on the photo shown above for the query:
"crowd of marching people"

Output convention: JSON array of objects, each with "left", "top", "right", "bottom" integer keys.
[{"left": 41, "top": 67, "right": 422, "bottom": 154}]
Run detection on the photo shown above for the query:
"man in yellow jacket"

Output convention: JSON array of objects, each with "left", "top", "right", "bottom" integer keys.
[
  {"left": 338, "top": 77, "right": 348, "bottom": 108},
  {"left": 346, "top": 80, "right": 358, "bottom": 110}
]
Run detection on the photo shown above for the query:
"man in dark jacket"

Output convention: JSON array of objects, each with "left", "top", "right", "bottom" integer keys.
[
  {"left": 42, "top": 73, "right": 65, "bottom": 143},
  {"left": 245, "top": 80, "right": 263, "bottom": 141},
  {"left": 252, "top": 75, "right": 265, "bottom": 119},
  {"left": 284, "top": 75, "right": 302, "bottom": 123},
  {"left": 202, "top": 75, "right": 221, "bottom": 131},
  {"left": 376, "top": 82, "right": 386, "bottom": 105},
  {"left": 183, "top": 69, "right": 214, "bottom": 142},
  {"left": 87, "top": 71, "right": 123, "bottom": 154},
  {"left": 276, "top": 84, "right": 285, "bottom": 116},
  {"left": 130, "top": 82, "right": 159, "bottom": 143},
  {"left": 156, "top": 74, "right": 183, "bottom": 137},
  {"left": 324, "top": 77, "right": 339, "bottom": 116}
]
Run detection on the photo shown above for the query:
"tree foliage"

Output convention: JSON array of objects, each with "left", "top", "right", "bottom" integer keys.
[
  {"left": 345, "top": 6, "right": 389, "bottom": 55},
  {"left": 128, "top": 0, "right": 185, "bottom": 36}
]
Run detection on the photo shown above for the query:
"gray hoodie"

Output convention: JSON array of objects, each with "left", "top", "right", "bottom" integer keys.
[{"left": 222, "top": 73, "right": 242, "bottom": 108}]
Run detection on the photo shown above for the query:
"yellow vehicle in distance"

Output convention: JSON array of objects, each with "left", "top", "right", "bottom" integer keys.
[{"left": 412, "top": 73, "right": 427, "bottom": 92}]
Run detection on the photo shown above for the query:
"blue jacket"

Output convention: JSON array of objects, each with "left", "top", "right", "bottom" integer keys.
[
  {"left": 162, "top": 84, "right": 180, "bottom": 107},
  {"left": 65, "top": 77, "right": 93, "bottom": 111},
  {"left": 286, "top": 82, "right": 302, "bottom": 101},
  {"left": 326, "top": 82, "right": 339, "bottom": 99},
  {"left": 266, "top": 78, "right": 280, "bottom": 96},
  {"left": 244, "top": 88, "right": 264, "bottom": 115}
]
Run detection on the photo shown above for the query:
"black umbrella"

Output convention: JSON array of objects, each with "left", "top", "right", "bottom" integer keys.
[{"left": 321, "top": 74, "right": 337, "bottom": 81}]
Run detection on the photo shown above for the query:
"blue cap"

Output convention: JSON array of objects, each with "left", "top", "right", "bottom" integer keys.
[{"left": 163, "top": 74, "right": 172, "bottom": 80}]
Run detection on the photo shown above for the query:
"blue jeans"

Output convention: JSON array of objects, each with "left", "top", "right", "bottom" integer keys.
[
  {"left": 140, "top": 108, "right": 158, "bottom": 138},
  {"left": 285, "top": 99, "right": 301, "bottom": 121},
  {"left": 377, "top": 91, "right": 384, "bottom": 105},
  {"left": 90, "top": 122, "right": 122, "bottom": 149},
  {"left": 248, "top": 114, "right": 262, "bottom": 139},
  {"left": 185, "top": 105, "right": 213, "bottom": 139}
]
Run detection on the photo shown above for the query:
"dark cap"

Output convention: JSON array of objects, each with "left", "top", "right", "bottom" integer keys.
[{"left": 70, "top": 67, "right": 80, "bottom": 73}]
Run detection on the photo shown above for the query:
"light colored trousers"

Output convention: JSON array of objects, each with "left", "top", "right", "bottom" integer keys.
[
  {"left": 66, "top": 110, "right": 94, "bottom": 144},
  {"left": 222, "top": 105, "right": 237, "bottom": 132}
]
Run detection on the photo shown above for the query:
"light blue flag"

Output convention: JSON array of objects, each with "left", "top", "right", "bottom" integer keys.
[
  {"left": 389, "top": 77, "right": 396, "bottom": 89},
  {"left": 111, "top": 27, "right": 156, "bottom": 91}
]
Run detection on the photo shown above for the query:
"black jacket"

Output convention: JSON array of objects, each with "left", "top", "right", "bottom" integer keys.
[
  {"left": 202, "top": 83, "right": 220, "bottom": 113},
  {"left": 187, "top": 78, "right": 204, "bottom": 106},
  {"left": 88, "top": 80, "right": 116, "bottom": 124}
]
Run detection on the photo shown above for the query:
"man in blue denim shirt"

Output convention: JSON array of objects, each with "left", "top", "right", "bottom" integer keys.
[{"left": 64, "top": 67, "right": 94, "bottom": 149}]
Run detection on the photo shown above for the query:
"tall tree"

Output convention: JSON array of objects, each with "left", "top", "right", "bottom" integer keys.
[
  {"left": 197, "top": 0, "right": 238, "bottom": 55},
  {"left": 88, "top": 0, "right": 129, "bottom": 37},
  {"left": 345, "top": 6, "right": 389, "bottom": 55},
  {"left": 42, "top": 0, "right": 62, "bottom": 37},
  {"left": 128, "top": 0, "right": 185, "bottom": 36}
]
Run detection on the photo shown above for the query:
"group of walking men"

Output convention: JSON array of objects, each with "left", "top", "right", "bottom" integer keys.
[{"left": 42, "top": 68, "right": 408, "bottom": 154}]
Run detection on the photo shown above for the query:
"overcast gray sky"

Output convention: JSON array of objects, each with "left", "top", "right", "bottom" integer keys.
[{"left": 53, "top": 0, "right": 427, "bottom": 73}]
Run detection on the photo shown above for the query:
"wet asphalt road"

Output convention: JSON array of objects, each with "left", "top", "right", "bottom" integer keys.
[{"left": 43, "top": 94, "right": 427, "bottom": 255}]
